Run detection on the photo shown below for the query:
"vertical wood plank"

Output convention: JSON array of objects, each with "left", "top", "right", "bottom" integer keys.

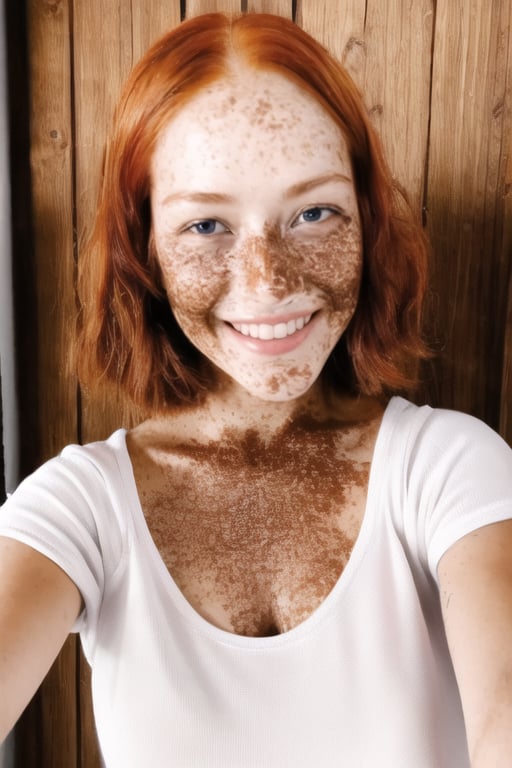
[
  {"left": 296, "top": 0, "right": 367, "bottom": 86},
  {"left": 73, "top": 0, "right": 132, "bottom": 255},
  {"left": 363, "top": 0, "right": 434, "bottom": 216},
  {"left": 186, "top": 0, "right": 243, "bottom": 17},
  {"left": 28, "top": 0, "right": 77, "bottom": 461},
  {"left": 74, "top": 0, "right": 141, "bottom": 444},
  {"left": 425, "top": 0, "right": 512, "bottom": 428},
  {"left": 131, "top": 0, "right": 182, "bottom": 61},
  {"left": 247, "top": 0, "right": 293, "bottom": 16},
  {"left": 15, "top": 0, "right": 79, "bottom": 765}
]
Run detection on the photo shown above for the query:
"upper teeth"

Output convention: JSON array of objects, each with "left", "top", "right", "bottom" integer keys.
[{"left": 232, "top": 315, "right": 312, "bottom": 340}]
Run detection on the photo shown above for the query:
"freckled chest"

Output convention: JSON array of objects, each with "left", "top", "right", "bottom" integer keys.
[{"left": 130, "top": 420, "right": 376, "bottom": 637}]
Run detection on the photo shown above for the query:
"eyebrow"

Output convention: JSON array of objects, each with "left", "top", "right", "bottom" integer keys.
[
  {"left": 160, "top": 172, "right": 353, "bottom": 207},
  {"left": 284, "top": 172, "right": 353, "bottom": 199},
  {"left": 161, "top": 191, "right": 236, "bottom": 206}
]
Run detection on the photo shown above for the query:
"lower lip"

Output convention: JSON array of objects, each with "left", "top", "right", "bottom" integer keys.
[{"left": 223, "top": 314, "right": 318, "bottom": 356}]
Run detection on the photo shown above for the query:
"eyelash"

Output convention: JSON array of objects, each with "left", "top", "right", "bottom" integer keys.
[
  {"left": 292, "top": 206, "right": 339, "bottom": 227},
  {"left": 184, "top": 206, "right": 342, "bottom": 236},
  {"left": 186, "top": 220, "right": 229, "bottom": 236}
]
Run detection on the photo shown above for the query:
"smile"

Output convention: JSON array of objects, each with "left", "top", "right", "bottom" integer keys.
[{"left": 231, "top": 314, "right": 313, "bottom": 340}]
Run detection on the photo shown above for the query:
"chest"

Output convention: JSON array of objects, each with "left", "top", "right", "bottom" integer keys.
[{"left": 132, "top": 426, "right": 373, "bottom": 636}]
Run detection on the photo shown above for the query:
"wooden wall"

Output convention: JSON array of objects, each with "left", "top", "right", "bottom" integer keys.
[{"left": 7, "top": 0, "right": 512, "bottom": 765}]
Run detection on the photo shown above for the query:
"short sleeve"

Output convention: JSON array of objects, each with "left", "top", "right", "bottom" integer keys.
[
  {"left": 0, "top": 437, "right": 126, "bottom": 636},
  {"left": 404, "top": 408, "right": 512, "bottom": 579}
]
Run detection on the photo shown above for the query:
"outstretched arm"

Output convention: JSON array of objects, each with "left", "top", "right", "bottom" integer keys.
[
  {"left": 0, "top": 536, "right": 81, "bottom": 742},
  {"left": 438, "top": 518, "right": 512, "bottom": 767}
]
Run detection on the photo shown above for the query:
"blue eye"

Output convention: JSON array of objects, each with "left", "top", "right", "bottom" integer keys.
[
  {"left": 188, "top": 219, "right": 227, "bottom": 236},
  {"left": 295, "top": 206, "right": 337, "bottom": 226},
  {"left": 302, "top": 207, "right": 323, "bottom": 222}
]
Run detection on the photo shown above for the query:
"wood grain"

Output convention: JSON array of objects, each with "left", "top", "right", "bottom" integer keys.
[
  {"left": 186, "top": 0, "right": 242, "bottom": 17},
  {"left": 27, "top": 0, "right": 77, "bottom": 462},
  {"left": 131, "top": 0, "right": 182, "bottom": 61},
  {"left": 73, "top": 0, "right": 142, "bottom": 444},
  {"left": 425, "top": 0, "right": 512, "bottom": 429},
  {"left": 363, "top": 0, "right": 434, "bottom": 216},
  {"left": 296, "top": 0, "right": 366, "bottom": 85},
  {"left": 247, "top": 0, "right": 293, "bottom": 16}
]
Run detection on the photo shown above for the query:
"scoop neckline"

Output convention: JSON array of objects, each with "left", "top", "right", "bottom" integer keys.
[{"left": 111, "top": 397, "right": 405, "bottom": 649}]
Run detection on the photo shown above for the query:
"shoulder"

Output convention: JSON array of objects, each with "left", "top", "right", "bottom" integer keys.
[
  {"left": 383, "top": 396, "right": 512, "bottom": 506},
  {"left": 60, "top": 428, "right": 129, "bottom": 470},
  {"left": 381, "top": 398, "right": 512, "bottom": 576},
  {"left": 6, "top": 429, "right": 129, "bottom": 507},
  {"left": 384, "top": 396, "right": 511, "bottom": 471},
  {"left": 1, "top": 428, "right": 132, "bottom": 556}
]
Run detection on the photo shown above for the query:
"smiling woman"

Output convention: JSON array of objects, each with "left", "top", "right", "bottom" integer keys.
[
  {"left": 1, "top": 10, "right": 512, "bottom": 768},
  {"left": 77, "top": 12, "right": 429, "bottom": 410},
  {"left": 149, "top": 68, "right": 363, "bottom": 401}
]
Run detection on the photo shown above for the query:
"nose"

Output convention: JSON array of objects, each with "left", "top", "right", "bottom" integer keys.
[{"left": 236, "top": 233, "right": 304, "bottom": 300}]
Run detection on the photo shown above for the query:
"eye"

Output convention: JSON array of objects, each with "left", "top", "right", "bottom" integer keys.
[
  {"left": 186, "top": 219, "right": 229, "bottom": 236},
  {"left": 293, "top": 206, "right": 338, "bottom": 227}
]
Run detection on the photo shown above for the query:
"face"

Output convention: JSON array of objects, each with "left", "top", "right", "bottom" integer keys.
[{"left": 150, "top": 69, "right": 362, "bottom": 402}]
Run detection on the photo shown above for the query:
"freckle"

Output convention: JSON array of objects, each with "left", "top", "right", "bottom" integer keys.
[{"left": 140, "top": 418, "right": 372, "bottom": 636}]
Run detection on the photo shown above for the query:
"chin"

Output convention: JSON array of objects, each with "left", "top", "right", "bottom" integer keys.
[{"left": 240, "top": 374, "right": 317, "bottom": 403}]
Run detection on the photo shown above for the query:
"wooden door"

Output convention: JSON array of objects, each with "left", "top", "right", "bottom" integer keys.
[{"left": 7, "top": 0, "right": 512, "bottom": 764}]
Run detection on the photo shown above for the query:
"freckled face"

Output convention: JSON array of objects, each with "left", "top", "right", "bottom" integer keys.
[{"left": 150, "top": 70, "right": 362, "bottom": 401}]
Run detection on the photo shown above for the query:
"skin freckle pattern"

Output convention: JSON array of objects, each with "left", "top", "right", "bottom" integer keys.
[{"left": 137, "top": 419, "right": 373, "bottom": 637}]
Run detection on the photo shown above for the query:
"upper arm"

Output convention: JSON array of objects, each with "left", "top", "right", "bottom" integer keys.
[
  {"left": 438, "top": 519, "right": 512, "bottom": 767},
  {"left": 0, "top": 536, "right": 82, "bottom": 742}
]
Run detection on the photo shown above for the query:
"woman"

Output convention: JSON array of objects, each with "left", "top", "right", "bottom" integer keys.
[{"left": 1, "top": 12, "right": 511, "bottom": 767}]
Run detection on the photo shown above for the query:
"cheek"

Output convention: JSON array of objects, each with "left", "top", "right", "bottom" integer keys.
[
  {"left": 290, "top": 224, "right": 363, "bottom": 311},
  {"left": 154, "top": 223, "right": 362, "bottom": 325},
  {"left": 155, "top": 238, "right": 229, "bottom": 320}
]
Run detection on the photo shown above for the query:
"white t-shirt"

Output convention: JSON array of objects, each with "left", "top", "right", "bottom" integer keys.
[{"left": 1, "top": 397, "right": 511, "bottom": 767}]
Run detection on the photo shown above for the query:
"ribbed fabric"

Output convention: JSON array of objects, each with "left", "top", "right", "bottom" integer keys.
[{"left": 1, "top": 397, "right": 511, "bottom": 767}]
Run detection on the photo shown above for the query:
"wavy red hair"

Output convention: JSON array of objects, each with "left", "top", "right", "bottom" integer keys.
[{"left": 77, "top": 12, "right": 429, "bottom": 410}]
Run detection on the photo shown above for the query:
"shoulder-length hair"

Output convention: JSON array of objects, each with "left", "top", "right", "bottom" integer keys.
[{"left": 77, "top": 11, "right": 429, "bottom": 411}]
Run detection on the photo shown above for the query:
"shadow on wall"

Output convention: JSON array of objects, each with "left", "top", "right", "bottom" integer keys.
[{"left": 419, "top": 179, "right": 510, "bottom": 434}]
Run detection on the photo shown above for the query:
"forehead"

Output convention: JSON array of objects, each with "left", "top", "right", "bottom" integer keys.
[
  {"left": 171, "top": 69, "right": 335, "bottom": 131},
  {"left": 151, "top": 69, "right": 351, "bottom": 185}
]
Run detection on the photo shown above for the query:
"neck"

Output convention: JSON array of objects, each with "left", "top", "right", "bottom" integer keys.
[
  {"left": 135, "top": 380, "right": 384, "bottom": 452},
  {"left": 188, "top": 378, "right": 383, "bottom": 443}
]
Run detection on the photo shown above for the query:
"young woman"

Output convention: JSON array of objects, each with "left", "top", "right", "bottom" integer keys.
[{"left": 1, "top": 12, "right": 511, "bottom": 767}]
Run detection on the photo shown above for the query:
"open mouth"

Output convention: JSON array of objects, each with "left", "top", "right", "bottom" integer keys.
[{"left": 230, "top": 314, "right": 313, "bottom": 341}]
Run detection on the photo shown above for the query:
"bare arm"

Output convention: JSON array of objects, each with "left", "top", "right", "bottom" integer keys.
[
  {"left": 0, "top": 536, "right": 81, "bottom": 742},
  {"left": 438, "top": 519, "right": 512, "bottom": 767}
]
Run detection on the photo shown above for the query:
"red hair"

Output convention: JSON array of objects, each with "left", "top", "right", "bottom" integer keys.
[{"left": 77, "top": 12, "right": 429, "bottom": 410}]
